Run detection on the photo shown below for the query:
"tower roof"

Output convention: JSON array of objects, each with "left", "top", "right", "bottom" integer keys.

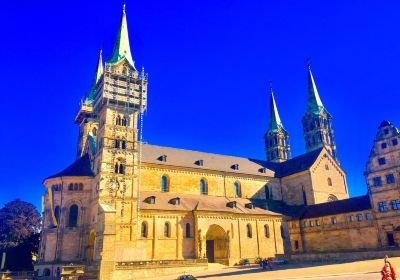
[
  {"left": 306, "top": 64, "right": 325, "bottom": 114},
  {"left": 108, "top": 3, "right": 135, "bottom": 68},
  {"left": 86, "top": 49, "right": 103, "bottom": 103},
  {"left": 268, "top": 82, "right": 284, "bottom": 132}
]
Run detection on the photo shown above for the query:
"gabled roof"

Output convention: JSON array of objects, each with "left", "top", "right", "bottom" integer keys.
[
  {"left": 274, "top": 148, "right": 323, "bottom": 177},
  {"left": 45, "top": 154, "right": 94, "bottom": 180},
  {"left": 298, "top": 195, "right": 371, "bottom": 219}
]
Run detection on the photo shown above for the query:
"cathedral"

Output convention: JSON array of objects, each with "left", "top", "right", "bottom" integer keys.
[{"left": 35, "top": 4, "right": 400, "bottom": 280}]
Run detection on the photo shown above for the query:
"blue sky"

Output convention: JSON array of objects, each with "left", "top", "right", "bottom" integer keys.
[{"left": 1, "top": 0, "right": 399, "bottom": 210}]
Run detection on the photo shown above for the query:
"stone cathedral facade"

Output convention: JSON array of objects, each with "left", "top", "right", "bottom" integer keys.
[{"left": 35, "top": 4, "right": 400, "bottom": 280}]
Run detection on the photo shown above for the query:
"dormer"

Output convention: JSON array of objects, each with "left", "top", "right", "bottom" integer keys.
[
  {"left": 231, "top": 164, "right": 239, "bottom": 170},
  {"left": 157, "top": 155, "right": 167, "bottom": 162},
  {"left": 169, "top": 197, "right": 180, "bottom": 206},
  {"left": 144, "top": 196, "right": 156, "bottom": 204},
  {"left": 195, "top": 160, "right": 204, "bottom": 166},
  {"left": 226, "top": 201, "right": 237, "bottom": 208},
  {"left": 245, "top": 203, "right": 255, "bottom": 209}
]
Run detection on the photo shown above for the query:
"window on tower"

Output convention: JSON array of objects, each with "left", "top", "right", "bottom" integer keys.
[
  {"left": 393, "top": 139, "right": 398, "bottom": 146},
  {"left": 381, "top": 143, "right": 387, "bottom": 149},
  {"left": 386, "top": 174, "right": 395, "bottom": 184},
  {"left": 378, "top": 201, "right": 388, "bottom": 212},
  {"left": 378, "top": 157, "right": 386, "bottom": 165}
]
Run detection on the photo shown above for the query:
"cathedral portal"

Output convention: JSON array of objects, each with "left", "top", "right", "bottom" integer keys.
[{"left": 205, "top": 225, "right": 229, "bottom": 265}]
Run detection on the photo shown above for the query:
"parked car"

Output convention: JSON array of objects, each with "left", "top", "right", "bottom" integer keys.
[{"left": 177, "top": 274, "right": 197, "bottom": 280}]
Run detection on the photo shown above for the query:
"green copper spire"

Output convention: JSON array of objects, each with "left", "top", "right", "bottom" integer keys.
[
  {"left": 108, "top": 3, "right": 135, "bottom": 68},
  {"left": 269, "top": 81, "right": 283, "bottom": 132},
  {"left": 307, "top": 64, "right": 325, "bottom": 114},
  {"left": 86, "top": 49, "right": 103, "bottom": 103}
]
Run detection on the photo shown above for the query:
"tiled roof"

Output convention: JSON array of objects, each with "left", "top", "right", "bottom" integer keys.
[
  {"left": 141, "top": 144, "right": 277, "bottom": 177},
  {"left": 275, "top": 148, "right": 324, "bottom": 177},
  {"left": 141, "top": 144, "right": 325, "bottom": 178},
  {"left": 252, "top": 199, "right": 306, "bottom": 217},
  {"left": 139, "top": 191, "right": 282, "bottom": 216},
  {"left": 45, "top": 154, "right": 94, "bottom": 180},
  {"left": 298, "top": 195, "right": 371, "bottom": 219}
]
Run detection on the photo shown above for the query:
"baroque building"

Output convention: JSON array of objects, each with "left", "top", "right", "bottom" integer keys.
[{"left": 35, "top": 4, "right": 400, "bottom": 280}]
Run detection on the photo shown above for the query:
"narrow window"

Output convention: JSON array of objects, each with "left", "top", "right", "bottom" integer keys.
[
  {"left": 68, "top": 183, "right": 73, "bottom": 191},
  {"left": 234, "top": 182, "right": 241, "bottom": 198},
  {"left": 114, "top": 163, "right": 119, "bottom": 174},
  {"left": 294, "top": 240, "right": 299, "bottom": 250},
  {"left": 141, "top": 222, "right": 148, "bottom": 238},
  {"left": 246, "top": 224, "right": 252, "bottom": 238},
  {"left": 164, "top": 222, "right": 170, "bottom": 238},
  {"left": 264, "top": 225, "right": 270, "bottom": 238},
  {"left": 200, "top": 179, "right": 208, "bottom": 195},
  {"left": 357, "top": 213, "right": 363, "bottom": 221},
  {"left": 349, "top": 215, "right": 355, "bottom": 222},
  {"left": 327, "top": 178, "right": 332, "bottom": 186},
  {"left": 393, "top": 139, "right": 398, "bottom": 146},
  {"left": 54, "top": 206, "right": 60, "bottom": 225},
  {"left": 78, "top": 183, "right": 83, "bottom": 191},
  {"left": 119, "top": 164, "right": 125, "bottom": 174},
  {"left": 331, "top": 217, "right": 337, "bottom": 224},
  {"left": 121, "top": 140, "right": 126, "bottom": 150},
  {"left": 73, "top": 183, "right": 79, "bottom": 191},
  {"left": 116, "top": 116, "right": 121, "bottom": 126},
  {"left": 115, "top": 139, "right": 120, "bottom": 149},
  {"left": 68, "top": 204, "right": 78, "bottom": 227},
  {"left": 185, "top": 223, "right": 191, "bottom": 238},
  {"left": 161, "top": 176, "right": 169, "bottom": 192}
]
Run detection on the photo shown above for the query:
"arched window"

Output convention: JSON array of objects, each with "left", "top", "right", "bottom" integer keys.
[
  {"left": 115, "top": 139, "right": 120, "bottom": 149},
  {"left": 234, "top": 182, "right": 241, "bottom": 198},
  {"left": 164, "top": 222, "right": 170, "bottom": 238},
  {"left": 92, "top": 127, "right": 97, "bottom": 136},
  {"left": 68, "top": 204, "right": 78, "bottom": 228},
  {"left": 122, "top": 117, "right": 127, "bottom": 126},
  {"left": 141, "top": 222, "right": 148, "bottom": 238},
  {"left": 114, "top": 162, "right": 119, "bottom": 173},
  {"left": 73, "top": 183, "right": 78, "bottom": 191},
  {"left": 161, "top": 176, "right": 169, "bottom": 192},
  {"left": 78, "top": 183, "right": 83, "bottom": 191},
  {"left": 68, "top": 183, "right": 73, "bottom": 191},
  {"left": 264, "top": 224, "right": 270, "bottom": 238},
  {"left": 119, "top": 163, "right": 125, "bottom": 174},
  {"left": 54, "top": 206, "right": 60, "bottom": 225},
  {"left": 185, "top": 223, "right": 191, "bottom": 238},
  {"left": 246, "top": 224, "right": 252, "bottom": 238},
  {"left": 327, "top": 177, "right": 332, "bottom": 186},
  {"left": 200, "top": 179, "right": 208, "bottom": 195},
  {"left": 121, "top": 140, "right": 126, "bottom": 150}
]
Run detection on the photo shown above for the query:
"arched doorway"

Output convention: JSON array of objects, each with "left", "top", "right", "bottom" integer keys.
[
  {"left": 206, "top": 225, "right": 229, "bottom": 265},
  {"left": 86, "top": 231, "right": 95, "bottom": 262}
]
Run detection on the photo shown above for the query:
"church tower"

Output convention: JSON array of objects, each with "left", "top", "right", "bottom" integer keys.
[
  {"left": 264, "top": 82, "right": 291, "bottom": 162},
  {"left": 302, "top": 64, "right": 338, "bottom": 161}
]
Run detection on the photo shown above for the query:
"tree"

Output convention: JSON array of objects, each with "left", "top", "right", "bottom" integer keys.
[
  {"left": 0, "top": 199, "right": 41, "bottom": 250},
  {"left": 0, "top": 199, "right": 41, "bottom": 271}
]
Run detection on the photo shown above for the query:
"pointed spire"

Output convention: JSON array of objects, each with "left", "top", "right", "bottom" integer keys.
[
  {"left": 108, "top": 3, "right": 135, "bottom": 68},
  {"left": 87, "top": 49, "right": 104, "bottom": 103},
  {"left": 268, "top": 81, "right": 283, "bottom": 132},
  {"left": 307, "top": 63, "right": 325, "bottom": 114}
]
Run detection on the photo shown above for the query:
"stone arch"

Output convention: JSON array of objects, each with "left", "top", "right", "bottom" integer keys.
[
  {"left": 205, "top": 224, "right": 229, "bottom": 265},
  {"left": 328, "top": 194, "right": 338, "bottom": 202}
]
